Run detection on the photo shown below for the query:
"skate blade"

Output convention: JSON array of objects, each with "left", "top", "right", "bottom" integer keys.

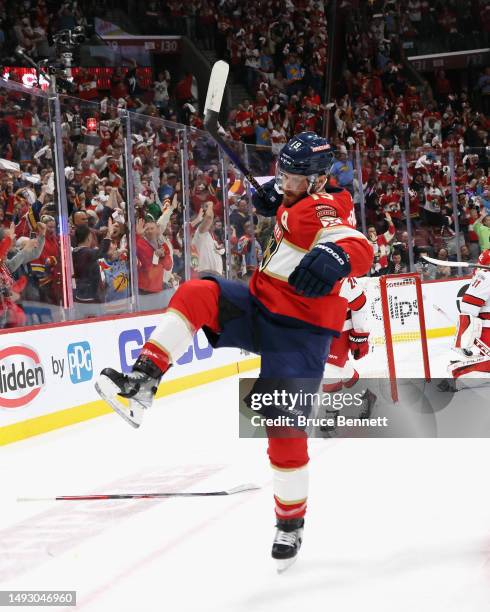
[
  {"left": 275, "top": 556, "right": 298, "bottom": 574},
  {"left": 95, "top": 376, "right": 141, "bottom": 429}
]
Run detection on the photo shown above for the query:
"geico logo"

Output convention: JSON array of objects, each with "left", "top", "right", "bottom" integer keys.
[
  {"left": 0, "top": 345, "right": 45, "bottom": 408},
  {"left": 67, "top": 341, "right": 93, "bottom": 384},
  {"left": 118, "top": 328, "right": 213, "bottom": 373},
  {"left": 371, "top": 296, "right": 419, "bottom": 326}
]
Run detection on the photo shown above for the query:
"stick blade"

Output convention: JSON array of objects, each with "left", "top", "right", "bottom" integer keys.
[
  {"left": 422, "top": 255, "right": 470, "bottom": 268},
  {"left": 204, "top": 60, "right": 229, "bottom": 115},
  {"left": 225, "top": 483, "right": 261, "bottom": 495}
]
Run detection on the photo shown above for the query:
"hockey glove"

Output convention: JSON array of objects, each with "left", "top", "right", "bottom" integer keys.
[
  {"left": 288, "top": 242, "right": 351, "bottom": 298},
  {"left": 252, "top": 179, "right": 283, "bottom": 217},
  {"left": 349, "top": 330, "right": 370, "bottom": 360}
]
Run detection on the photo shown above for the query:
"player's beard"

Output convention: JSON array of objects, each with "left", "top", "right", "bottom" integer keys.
[{"left": 282, "top": 190, "right": 307, "bottom": 207}]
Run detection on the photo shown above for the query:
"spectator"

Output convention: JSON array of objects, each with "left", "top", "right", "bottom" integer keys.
[
  {"left": 473, "top": 211, "right": 490, "bottom": 252},
  {"left": 72, "top": 224, "right": 111, "bottom": 318},
  {"left": 191, "top": 202, "right": 224, "bottom": 275},
  {"left": 136, "top": 217, "right": 173, "bottom": 310},
  {"left": 229, "top": 197, "right": 250, "bottom": 239},
  {"left": 414, "top": 247, "right": 436, "bottom": 281},
  {"left": 330, "top": 146, "right": 354, "bottom": 194},
  {"left": 386, "top": 250, "right": 408, "bottom": 275},
  {"left": 30, "top": 215, "right": 62, "bottom": 304},
  {"left": 367, "top": 213, "right": 396, "bottom": 275},
  {"left": 153, "top": 71, "right": 171, "bottom": 112},
  {"left": 98, "top": 237, "right": 130, "bottom": 308},
  {"left": 235, "top": 220, "right": 263, "bottom": 279},
  {"left": 434, "top": 247, "right": 452, "bottom": 279}
]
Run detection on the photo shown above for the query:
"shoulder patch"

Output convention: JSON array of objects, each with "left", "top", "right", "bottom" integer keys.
[
  {"left": 315, "top": 205, "right": 337, "bottom": 218},
  {"left": 319, "top": 217, "right": 343, "bottom": 228}
]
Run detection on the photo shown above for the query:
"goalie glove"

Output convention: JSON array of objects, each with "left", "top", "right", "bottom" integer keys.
[
  {"left": 288, "top": 242, "right": 351, "bottom": 298},
  {"left": 454, "top": 313, "right": 482, "bottom": 351},
  {"left": 349, "top": 330, "right": 370, "bottom": 360},
  {"left": 252, "top": 179, "right": 283, "bottom": 217}
]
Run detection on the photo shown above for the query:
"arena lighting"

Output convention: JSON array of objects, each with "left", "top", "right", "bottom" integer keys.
[{"left": 1, "top": 67, "right": 153, "bottom": 91}]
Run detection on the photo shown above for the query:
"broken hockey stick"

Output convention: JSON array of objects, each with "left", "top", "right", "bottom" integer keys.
[
  {"left": 433, "top": 303, "right": 490, "bottom": 358},
  {"left": 17, "top": 483, "right": 260, "bottom": 502},
  {"left": 422, "top": 255, "right": 490, "bottom": 271},
  {"left": 204, "top": 60, "right": 266, "bottom": 199}
]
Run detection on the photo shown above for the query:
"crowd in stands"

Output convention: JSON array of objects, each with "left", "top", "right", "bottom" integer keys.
[
  {"left": 327, "top": 0, "right": 490, "bottom": 277},
  {"left": 396, "top": 0, "right": 490, "bottom": 54},
  {"left": 0, "top": 0, "right": 489, "bottom": 329},
  {"left": 0, "top": 0, "right": 109, "bottom": 59}
]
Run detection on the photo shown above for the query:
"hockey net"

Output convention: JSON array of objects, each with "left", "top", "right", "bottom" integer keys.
[{"left": 357, "top": 273, "right": 431, "bottom": 401}]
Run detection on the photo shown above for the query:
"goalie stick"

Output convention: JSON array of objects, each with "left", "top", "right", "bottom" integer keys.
[
  {"left": 422, "top": 255, "right": 490, "bottom": 271},
  {"left": 17, "top": 483, "right": 260, "bottom": 502},
  {"left": 204, "top": 60, "right": 266, "bottom": 199}
]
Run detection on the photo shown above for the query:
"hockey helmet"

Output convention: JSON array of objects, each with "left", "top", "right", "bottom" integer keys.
[
  {"left": 478, "top": 249, "right": 490, "bottom": 267},
  {"left": 278, "top": 132, "right": 335, "bottom": 176}
]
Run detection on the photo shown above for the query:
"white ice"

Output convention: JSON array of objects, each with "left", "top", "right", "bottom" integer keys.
[{"left": 2, "top": 338, "right": 490, "bottom": 612}]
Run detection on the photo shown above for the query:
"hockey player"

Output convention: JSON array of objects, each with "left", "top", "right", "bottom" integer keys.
[
  {"left": 95, "top": 132, "right": 374, "bottom": 571},
  {"left": 449, "top": 249, "right": 490, "bottom": 378},
  {"left": 323, "top": 276, "right": 370, "bottom": 392},
  {"left": 321, "top": 277, "right": 376, "bottom": 434}
]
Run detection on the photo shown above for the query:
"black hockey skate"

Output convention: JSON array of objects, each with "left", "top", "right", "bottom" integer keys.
[
  {"left": 95, "top": 357, "right": 162, "bottom": 428},
  {"left": 272, "top": 518, "right": 304, "bottom": 573}
]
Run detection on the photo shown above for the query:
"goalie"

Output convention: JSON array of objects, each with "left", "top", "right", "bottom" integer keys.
[{"left": 449, "top": 249, "right": 490, "bottom": 378}]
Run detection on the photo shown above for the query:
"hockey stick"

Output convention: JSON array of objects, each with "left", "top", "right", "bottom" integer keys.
[
  {"left": 433, "top": 303, "right": 490, "bottom": 358},
  {"left": 17, "top": 482, "right": 260, "bottom": 502},
  {"left": 204, "top": 60, "right": 266, "bottom": 199},
  {"left": 422, "top": 255, "right": 490, "bottom": 271}
]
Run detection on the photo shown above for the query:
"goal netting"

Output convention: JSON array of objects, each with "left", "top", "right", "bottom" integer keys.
[{"left": 357, "top": 274, "right": 431, "bottom": 401}]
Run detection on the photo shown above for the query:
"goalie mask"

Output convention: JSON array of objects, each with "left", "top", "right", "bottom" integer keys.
[{"left": 276, "top": 132, "right": 335, "bottom": 195}]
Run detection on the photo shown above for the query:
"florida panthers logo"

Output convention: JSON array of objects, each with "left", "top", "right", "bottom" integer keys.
[{"left": 260, "top": 223, "right": 283, "bottom": 271}]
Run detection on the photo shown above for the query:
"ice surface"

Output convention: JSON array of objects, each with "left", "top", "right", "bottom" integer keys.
[{"left": 2, "top": 340, "right": 490, "bottom": 612}]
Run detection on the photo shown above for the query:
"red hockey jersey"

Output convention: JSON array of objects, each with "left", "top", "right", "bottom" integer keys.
[{"left": 249, "top": 188, "right": 373, "bottom": 332}]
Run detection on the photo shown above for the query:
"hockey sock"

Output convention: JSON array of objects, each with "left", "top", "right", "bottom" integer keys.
[
  {"left": 323, "top": 361, "right": 346, "bottom": 392},
  {"left": 139, "top": 280, "right": 221, "bottom": 372},
  {"left": 268, "top": 434, "right": 309, "bottom": 520}
]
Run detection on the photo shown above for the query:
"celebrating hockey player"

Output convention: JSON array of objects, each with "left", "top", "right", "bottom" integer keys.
[
  {"left": 323, "top": 277, "right": 370, "bottom": 392},
  {"left": 95, "top": 132, "right": 373, "bottom": 571},
  {"left": 449, "top": 249, "right": 490, "bottom": 378}
]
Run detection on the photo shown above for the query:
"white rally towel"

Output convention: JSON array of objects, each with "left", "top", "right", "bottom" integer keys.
[{"left": 0, "top": 158, "right": 20, "bottom": 173}]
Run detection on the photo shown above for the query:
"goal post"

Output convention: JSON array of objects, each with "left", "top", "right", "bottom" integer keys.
[{"left": 368, "top": 273, "right": 431, "bottom": 402}]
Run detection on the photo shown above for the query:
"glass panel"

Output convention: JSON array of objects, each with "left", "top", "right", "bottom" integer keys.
[
  {"left": 356, "top": 146, "right": 489, "bottom": 280},
  {"left": 243, "top": 143, "right": 277, "bottom": 282},
  {"left": 129, "top": 112, "right": 186, "bottom": 312},
  {"left": 0, "top": 81, "right": 66, "bottom": 327},
  {"left": 186, "top": 127, "right": 225, "bottom": 281},
  {"left": 58, "top": 95, "right": 133, "bottom": 319},
  {"left": 451, "top": 147, "right": 489, "bottom": 275},
  {"left": 224, "top": 140, "right": 254, "bottom": 282}
]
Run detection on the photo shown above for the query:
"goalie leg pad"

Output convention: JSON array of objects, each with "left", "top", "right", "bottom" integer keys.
[{"left": 454, "top": 314, "right": 482, "bottom": 351}]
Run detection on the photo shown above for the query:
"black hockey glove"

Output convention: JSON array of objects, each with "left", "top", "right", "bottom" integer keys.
[
  {"left": 288, "top": 242, "right": 351, "bottom": 297},
  {"left": 252, "top": 179, "right": 283, "bottom": 217}
]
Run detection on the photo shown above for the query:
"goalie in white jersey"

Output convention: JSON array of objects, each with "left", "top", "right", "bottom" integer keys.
[{"left": 449, "top": 249, "right": 490, "bottom": 378}]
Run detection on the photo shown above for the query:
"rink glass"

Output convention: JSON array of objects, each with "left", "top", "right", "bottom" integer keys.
[{"left": 0, "top": 77, "right": 483, "bottom": 329}]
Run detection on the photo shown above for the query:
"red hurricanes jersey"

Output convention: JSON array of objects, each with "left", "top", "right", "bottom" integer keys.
[{"left": 249, "top": 188, "right": 373, "bottom": 332}]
